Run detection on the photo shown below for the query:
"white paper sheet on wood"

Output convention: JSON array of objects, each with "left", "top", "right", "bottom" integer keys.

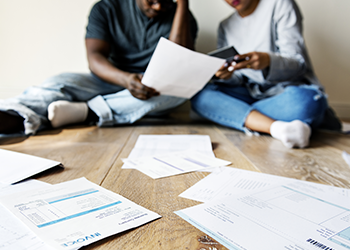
[
  {"left": 0, "top": 179, "right": 54, "bottom": 250},
  {"left": 0, "top": 149, "right": 63, "bottom": 185},
  {"left": 122, "top": 134, "right": 215, "bottom": 169},
  {"left": 0, "top": 178, "right": 161, "bottom": 250},
  {"left": 176, "top": 181, "right": 350, "bottom": 250},
  {"left": 342, "top": 151, "right": 350, "bottom": 168},
  {"left": 179, "top": 167, "right": 349, "bottom": 202},
  {"left": 123, "top": 151, "right": 231, "bottom": 179},
  {"left": 141, "top": 37, "right": 225, "bottom": 98}
]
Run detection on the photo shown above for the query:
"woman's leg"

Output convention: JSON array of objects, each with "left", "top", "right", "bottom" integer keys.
[
  {"left": 250, "top": 85, "right": 328, "bottom": 148},
  {"left": 191, "top": 83, "right": 255, "bottom": 131},
  {"left": 252, "top": 85, "right": 328, "bottom": 127}
]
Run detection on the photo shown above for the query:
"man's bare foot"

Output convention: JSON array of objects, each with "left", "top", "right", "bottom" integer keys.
[{"left": 0, "top": 111, "right": 25, "bottom": 134}]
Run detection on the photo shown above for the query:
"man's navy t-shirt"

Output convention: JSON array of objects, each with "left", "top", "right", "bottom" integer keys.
[{"left": 86, "top": 0, "right": 198, "bottom": 73}]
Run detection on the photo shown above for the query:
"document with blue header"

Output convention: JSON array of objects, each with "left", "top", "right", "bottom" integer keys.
[
  {"left": 0, "top": 178, "right": 160, "bottom": 250},
  {"left": 176, "top": 180, "right": 350, "bottom": 250}
]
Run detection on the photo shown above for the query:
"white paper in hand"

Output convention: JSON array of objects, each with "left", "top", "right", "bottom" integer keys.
[{"left": 142, "top": 37, "right": 225, "bottom": 98}]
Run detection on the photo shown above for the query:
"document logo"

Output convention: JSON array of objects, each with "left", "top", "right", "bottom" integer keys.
[{"left": 61, "top": 232, "right": 101, "bottom": 247}]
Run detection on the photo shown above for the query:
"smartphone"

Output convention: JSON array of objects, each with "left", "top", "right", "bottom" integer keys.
[{"left": 208, "top": 46, "right": 244, "bottom": 63}]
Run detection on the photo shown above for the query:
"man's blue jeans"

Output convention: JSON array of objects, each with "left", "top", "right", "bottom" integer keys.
[
  {"left": 0, "top": 73, "right": 185, "bottom": 136},
  {"left": 191, "top": 83, "right": 328, "bottom": 132}
]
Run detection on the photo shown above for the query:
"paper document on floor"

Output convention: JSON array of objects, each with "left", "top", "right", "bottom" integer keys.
[
  {"left": 123, "top": 150, "right": 231, "bottom": 179},
  {"left": 0, "top": 148, "right": 63, "bottom": 185},
  {"left": 179, "top": 167, "right": 349, "bottom": 202},
  {"left": 122, "top": 134, "right": 215, "bottom": 169},
  {"left": 176, "top": 181, "right": 350, "bottom": 250},
  {"left": 0, "top": 179, "right": 54, "bottom": 250},
  {"left": 0, "top": 178, "right": 160, "bottom": 250}
]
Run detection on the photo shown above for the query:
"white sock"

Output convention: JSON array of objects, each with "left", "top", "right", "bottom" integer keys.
[
  {"left": 48, "top": 100, "right": 88, "bottom": 128},
  {"left": 270, "top": 120, "right": 311, "bottom": 149}
]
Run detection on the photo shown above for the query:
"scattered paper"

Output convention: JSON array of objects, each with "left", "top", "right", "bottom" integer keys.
[
  {"left": 180, "top": 167, "right": 349, "bottom": 202},
  {"left": 0, "top": 149, "right": 63, "bottom": 185},
  {"left": 142, "top": 37, "right": 225, "bottom": 98},
  {"left": 342, "top": 151, "right": 350, "bottom": 167},
  {"left": 0, "top": 178, "right": 160, "bottom": 250},
  {"left": 0, "top": 179, "right": 54, "bottom": 250},
  {"left": 123, "top": 151, "right": 231, "bottom": 179},
  {"left": 122, "top": 134, "right": 215, "bottom": 169},
  {"left": 176, "top": 181, "right": 350, "bottom": 250}
]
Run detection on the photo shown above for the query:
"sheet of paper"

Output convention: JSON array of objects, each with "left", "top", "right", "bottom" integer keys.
[
  {"left": 122, "top": 134, "right": 215, "bottom": 169},
  {"left": 0, "top": 178, "right": 160, "bottom": 250},
  {"left": 141, "top": 37, "right": 225, "bottom": 98},
  {"left": 176, "top": 182, "right": 350, "bottom": 250},
  {"left": 179, "top": 167, "right": 349, "bottom": 202},
  {"left": 0, "top": 179, "right": 54, "bottom": 250},
  {"left": 123, "top": 151, "right": 231, "bottom": 179},
  {"left": 0, "top": 149, "right": 63, "bottom": 185},
  {"left": 343, "top": 151, "right": 350, "bottom": 167}
]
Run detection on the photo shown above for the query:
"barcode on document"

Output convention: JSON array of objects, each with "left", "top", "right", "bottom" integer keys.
[{"left": 306, "top": 238, "right": 334, "bottom": 250}]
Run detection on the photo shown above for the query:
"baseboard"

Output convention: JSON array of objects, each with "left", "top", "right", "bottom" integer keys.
[{"left": 329, "top": 103, "right": 350, "bottom": 120}]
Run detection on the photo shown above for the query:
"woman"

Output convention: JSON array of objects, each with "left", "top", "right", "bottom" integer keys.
[{"left": 191, "top": 0, "right": 341, "bottom": 148}]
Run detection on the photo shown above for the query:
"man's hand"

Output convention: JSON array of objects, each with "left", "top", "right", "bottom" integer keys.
[{"left": 126, "top": 73, "right": 159, "bottom": 100}]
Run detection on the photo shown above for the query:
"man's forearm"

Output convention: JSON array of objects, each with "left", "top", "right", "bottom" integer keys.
[
  {"left": 87, "top": 51, "right": 131, "bottom": 89},
  {"left": 168, "top": 0, "right": 194, "bottom": 50}
]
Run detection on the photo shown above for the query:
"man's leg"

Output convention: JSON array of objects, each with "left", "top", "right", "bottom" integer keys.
[
  {"left": 0, "top": 73, "right": 123, "bottom": 136},
  {"left": 88, "top": 90, "right": 186, "bottom": 126},
  {"left": 0, "top": 111, "right": 24, "bottom": 134}
]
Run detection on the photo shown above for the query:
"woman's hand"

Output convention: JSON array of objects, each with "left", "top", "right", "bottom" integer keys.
[
  {"left": 214, "top": 52, "right": 270, "bottom": 80},
  {"left": 232, "top": 52, "right": 270, "bottom": 71}
]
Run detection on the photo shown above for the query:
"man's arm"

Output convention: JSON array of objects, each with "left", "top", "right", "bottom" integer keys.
[
  {"left": 85, "top": 38, "right": 158, "bottom": 100},
  {"left": 168, "top": 0, "right": 194, "bottom": 50}
]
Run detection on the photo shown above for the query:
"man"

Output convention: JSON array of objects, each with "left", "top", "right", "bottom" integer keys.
[{"left": 0, "top": 0, "right": 197, "bottom": 136}]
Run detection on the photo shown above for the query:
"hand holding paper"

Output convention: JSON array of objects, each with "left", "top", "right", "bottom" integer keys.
[{"left": 142, "top": 37, "right": 225, "bottom": 98}]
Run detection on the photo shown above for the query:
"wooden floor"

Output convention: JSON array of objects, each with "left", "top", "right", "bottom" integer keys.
[{"left": 1, "top": 116, "right": 350, "bottom": 250}]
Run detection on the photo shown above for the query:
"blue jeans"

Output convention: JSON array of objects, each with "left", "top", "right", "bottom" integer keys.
[
  {"left": 191, "top": 83, "right": 328, "bottom": 132},
  {"left": 0, "top": 73, "right": 185, "bottom": 136}
]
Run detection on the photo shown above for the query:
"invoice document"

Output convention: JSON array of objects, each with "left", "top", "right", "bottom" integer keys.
[
  {"left": 0, "top": 149, "right": 63, "bottom": 184},
  {"left": 176, "top": 181, "right": 350, "bottom": 250},
  {"left": 122, "top": 134, "right": 215, "bottom": 169},
  {"left": 123, "top": 151, "right": 231, "bottom": 179},
  {"left": 142, "top": 37, "right": 225, "bottom": 98},
  {"left": 180, "top": 167, "right": 349, "bottom": 202},
  {"left": 0, "top": 178, "right": 160, "bottom": 250},
  {"left": 0, "top": 179, "right": 54, "bottom": 250}
]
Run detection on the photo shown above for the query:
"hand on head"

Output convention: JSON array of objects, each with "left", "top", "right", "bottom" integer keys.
[{"left": 126, "top": 73, "right": 159, "bottom": 100}]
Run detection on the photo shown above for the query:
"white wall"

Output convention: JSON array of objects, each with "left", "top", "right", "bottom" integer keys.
[{"left": 1, "top": 0, "right": 349, "bottom": 118}]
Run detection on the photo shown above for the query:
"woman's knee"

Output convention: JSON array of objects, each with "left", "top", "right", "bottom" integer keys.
[{"left": 283, "top": 86, "right": 327, "bottom": 120}]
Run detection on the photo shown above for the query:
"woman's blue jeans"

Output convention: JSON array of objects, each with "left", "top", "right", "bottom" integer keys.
[{"left": 191, "top": 83, "right": 328, "bottom": 132}]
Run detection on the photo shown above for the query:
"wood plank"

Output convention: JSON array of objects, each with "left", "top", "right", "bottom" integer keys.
[
  {"left": 219, "top": 127, "right": 350, "bottom": 189},
  {"left": 87, "top": 124, "right": 258, "bottom": 250},
  {"left": 0, "top": 125, "right": 133, "bottom": 185}
]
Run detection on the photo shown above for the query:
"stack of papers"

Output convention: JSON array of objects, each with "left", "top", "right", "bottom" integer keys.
[
  {"left": 0, "top": 178, "right": 160, "bottom": 250},
  {"left": 175, "top": 167, "right": 350, "bottom": 250},
  {"left": 122, "top": 135, "right": 231, "bottom": 179},
  {"left": 0, "top": 149, "right": 63, "bottom": 184}
]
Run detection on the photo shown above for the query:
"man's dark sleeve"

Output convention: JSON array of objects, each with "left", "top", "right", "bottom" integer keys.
[{"left": 85, "top": 2, "right": 112, "bottom": 43}]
